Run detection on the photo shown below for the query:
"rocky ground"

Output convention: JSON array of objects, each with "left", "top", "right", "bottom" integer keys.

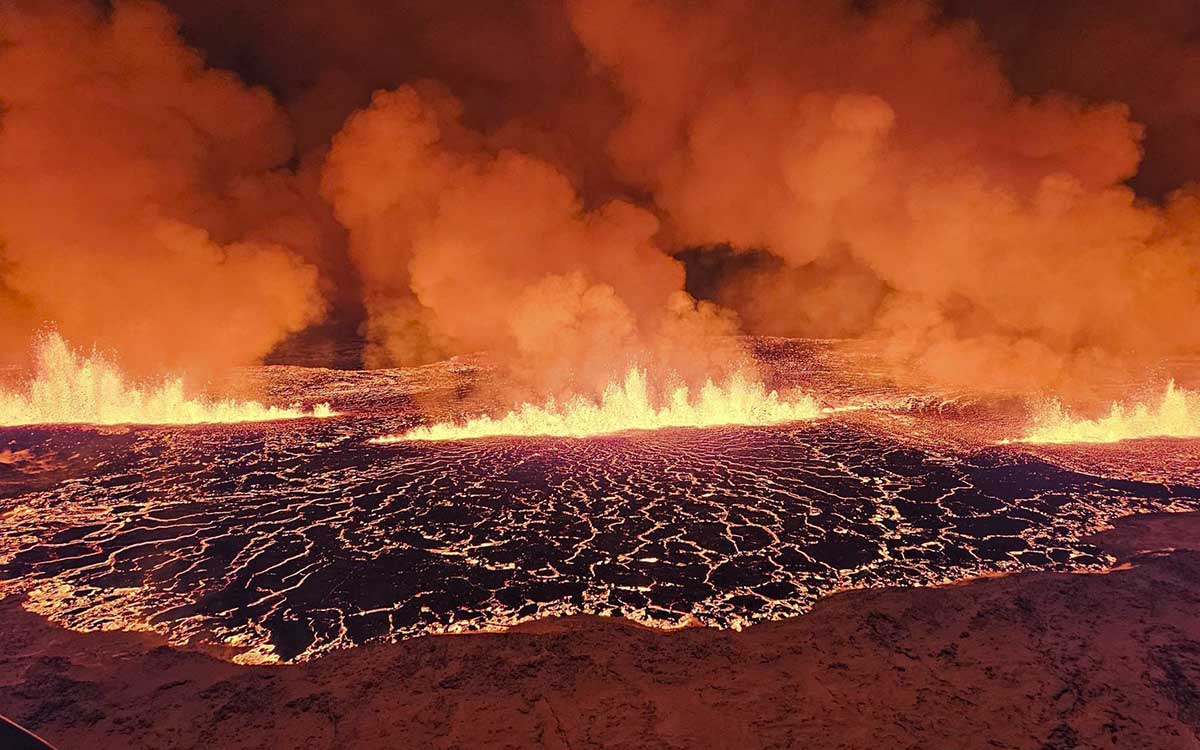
[{"left": 2, "top": 510, "right": 1199, "bottom": 749}]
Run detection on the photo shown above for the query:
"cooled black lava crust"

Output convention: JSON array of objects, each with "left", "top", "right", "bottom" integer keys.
[{"left": 2, "top": 414, "right": 1197, "bottom": 662}]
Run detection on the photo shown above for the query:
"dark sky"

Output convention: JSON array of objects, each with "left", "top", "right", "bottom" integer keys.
[
  {"left": 944, "top": 0, "right": 1200, "bottom": 198},
  {"left": 158, "top": 0, "right": 1199, "bottom": 199}
]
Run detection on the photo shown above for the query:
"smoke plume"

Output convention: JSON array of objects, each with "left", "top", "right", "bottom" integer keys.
[
  {"left": 321, "top": 83, "right": 745, "bottom": 395},
  {"left": 569, "top": 0, "right": 1200, "bottom": 395},
  {"left": 3, "top": 0, "right": 1199, "bottom": 403},
  {"left": 946, "top": 0, "right": 1200, "bottom": 200},
  {"left": 0, "top": 0, "right": 325, "bottom": 376}
]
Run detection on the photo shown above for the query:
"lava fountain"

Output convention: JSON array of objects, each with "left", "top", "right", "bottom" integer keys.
[
  {"left": 1015, "top": 381, "right": 1200, "bottom": 444},
  {"left": 0, "top": 332, "right": 334, "bottom": 427},
  {"left": 373, "top": 367, "right": 826, "bottom": 442}
]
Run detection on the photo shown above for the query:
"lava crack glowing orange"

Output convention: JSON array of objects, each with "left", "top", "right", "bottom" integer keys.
[
  {"left": 1016, "top": 381, "right": 1200, "bottom": 444},
  {"left": 373, "top": 368, "right": 826, "bottom": 442},
  {"left": 0, "top": 333, "right": 334, "bottom": 427}
]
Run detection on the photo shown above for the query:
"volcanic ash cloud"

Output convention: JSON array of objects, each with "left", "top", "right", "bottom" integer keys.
[
  {"left": 321, "top": 83, "right": 752, "bottom": 397},
  {"left": 6, "top": 0, "right": 1200, "bottom": 415},
  {"left": 568, "top": 0, "right": 1200, "bottom": 398},
  {"left": 0, "top": 0, "right": 326, "bottom": 376}
]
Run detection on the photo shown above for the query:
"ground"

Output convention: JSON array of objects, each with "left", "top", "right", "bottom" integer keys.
[{"left": 3, "top": 510, "right": 1198, "bottom": 750}]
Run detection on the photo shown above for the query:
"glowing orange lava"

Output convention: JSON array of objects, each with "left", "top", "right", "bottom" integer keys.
[
  {"left": 373, "top": 368, "right": 826, "bottom": 442},
  {"left": 0, "top": 333, "right": 334, "bottom": 427},
  {"left": 1016, "top": 381, "right": 1200, "bottom": 444}
]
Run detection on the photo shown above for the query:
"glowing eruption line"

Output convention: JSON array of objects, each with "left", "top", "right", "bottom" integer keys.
[
  {"left": 1015, "top": 381, "right": 1200, "bottom": 444},
  {"left": 0, "top": 333, "right": 334, "bottom": 427},
  {"left": 372, "top": 367, "right": 826, "bottom": 442}
]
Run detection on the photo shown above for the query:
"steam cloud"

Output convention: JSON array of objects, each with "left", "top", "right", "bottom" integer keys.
[
  {"left": 2, "top": 0, "right": 1198, "bottom": 401},
  {"left": 320, "top": 83, "right": 745, "bottom": 394},
  {"left": 569, "top": 0, "right": 1200, "bottom": 395},
  {"left": 0, "top": 0, "right": 325, "bottom": 376}
]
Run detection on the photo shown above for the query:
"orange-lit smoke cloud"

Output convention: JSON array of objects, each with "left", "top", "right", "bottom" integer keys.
[
  {"left": 0, "top": 0, "right": 326, "bottom": 376},
  {"left": 569, "top": 0, "right": 1200, "bottom": 396},
  {"left": 4, "top": 0, "right": 1200, "bottom": 404},
  {"left": 157, "top": 0, "right": 625, "bottom": 196},
  {"left": 321, "top": 83, "right": 746, "bottom": 396},
  {"left": 946, "top": 0, "right": 1200, "bottom": 200}
]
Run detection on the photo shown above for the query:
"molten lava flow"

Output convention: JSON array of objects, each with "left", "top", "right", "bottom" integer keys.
[
  {"left": 374, "top": 368, "right": 825, "bottom": 442},
  {"left": 1017, "top": 381, "right": 1200, "bottom": 444},
  {"left": 0, "top": 333, "right": 334, "bottom": 427}
]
